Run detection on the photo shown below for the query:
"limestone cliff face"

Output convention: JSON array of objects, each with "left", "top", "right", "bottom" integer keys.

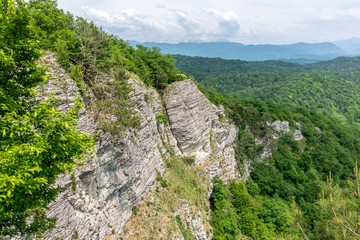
[
  {"left": 163, "top": 80, "right": 238, "bottom": 182},
  {"left": 42, "top": 56, "right": 238, "bottom": 239},
  {"left": 47, "top": 76, "right": 173, "bottom": 239}
]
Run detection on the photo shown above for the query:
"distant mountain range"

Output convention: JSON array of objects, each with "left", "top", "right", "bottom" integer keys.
[{"left": 129, "top": 38, "right": 360, "bottom": 63}]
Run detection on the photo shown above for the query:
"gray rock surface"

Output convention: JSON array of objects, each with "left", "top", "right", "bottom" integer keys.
[
  {"left": 42, "top": 55, "right": 179, "bottom": 239},
  {"left": 238, "top": 120, "right": 305, "bottom": 181},
  {"left": 271, "top": 120, "right": 291, "bottom": 133},
  {"left": 164, "top": 80, "right": 238, "bottom": 182},
  {"left": 42, "top": 56, "right": 238, "bottom": 239},
  {"left": 270, "top": 120, "right": 304, "bottom": 141},
  {"left": 176, "top": 204, "right": 210, "bottom": 240}
]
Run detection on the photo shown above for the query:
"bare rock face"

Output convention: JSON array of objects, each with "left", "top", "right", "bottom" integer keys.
[
  {"left": 271, "top": 120, "right": 291, "bottom": 133},
  {"left": 42, "top": 55, "right": 180, "bottom": 239},
  {"left": 270, "top": 121, "right": 304, "bottom": 141},
  {"left": 47, "top": 77, "right": 179, "bottom": 239},
  {"left": 163, "top": 80, "right": 238, "bottom": 182},
  {"left": 42, "top": 55, "right": 238, "bottom": 239},
  {"left": 163, "top": 80, "right": 213, "bottom": 164},
  {"left": 257, "top": 121, "right": 304, "bottom": 162}
]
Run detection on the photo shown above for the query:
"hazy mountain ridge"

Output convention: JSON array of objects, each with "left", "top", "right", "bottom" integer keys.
[
  {"left": 130, "top": 39, "right": 360, "bottom": 62},
  {"left": 335, "top": 38, "right": 360, "bottom": 54}
]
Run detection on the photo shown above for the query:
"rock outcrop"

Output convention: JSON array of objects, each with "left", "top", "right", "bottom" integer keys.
[
  {"left": 176, "top": 204, "right": 211, "bottom": 240},
  {"left": 42, "top": 55, "right": 180, "bottom": 239},
  {"left": 270, "top": 120, "right": 304, "bottom": 141},
  {"left": 241, "top": 120, "right": 305, "bottom": 180},
  {"left": 41, "top": 56, "right": 239, "bottom": 240},
  {"left": 257, "top": 120, "right": 304, "bottom": 162},
  {"left": 164, "top": 80, "right": 238, "bottom": 182}
]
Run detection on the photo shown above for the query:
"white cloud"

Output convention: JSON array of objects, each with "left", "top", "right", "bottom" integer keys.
[
  {"left": 204, "top": 8, "right": 241, "bottom": 37},
  {"left": 81, "top": 7, "right": 182, "bottom": 42},
  {"left": 81, "top": 7, "right": 112, "bottom": 23},
  {"left": 80, "top": 6, "right": 243, "bottom": 42},
  {"left": 319, "top": 7, "right": 360, "bottom": 20},
  {"left": 57, "top": 0, "right": 360, "bottom": 44}
]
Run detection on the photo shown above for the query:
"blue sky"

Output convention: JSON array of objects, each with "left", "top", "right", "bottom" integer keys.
[{"left": 57, "top": 0, "right": 360, "bottom": 44}]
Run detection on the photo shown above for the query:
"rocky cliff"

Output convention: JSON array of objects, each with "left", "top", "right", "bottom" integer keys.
[
  {"left": 41, "top": 55, "right": 238, "bottom": 239},
  {"left": 163, "top": 80, "right": 238, "bottom": 182}
]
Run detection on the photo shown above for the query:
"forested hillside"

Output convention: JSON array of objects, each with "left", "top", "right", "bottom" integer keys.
[
  {"left": 198, "top": 87, "right": 360, "bottom": 239},
  {"left": 1, "top": 0, "right": 360, "bottom": 239},
  {"left": 310, "top": 56, "right": 360, "bottom": 83},
  {"left": 175, "top": 55, "right": 360, "bottom": 125},
  {"left": 176, "top": 55, "right": 360, "bottom": 239}
]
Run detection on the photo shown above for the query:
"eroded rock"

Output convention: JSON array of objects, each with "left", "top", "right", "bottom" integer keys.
[
  {"left": 163, "top": 80, "right": 238, "bottom": 182},
  {"left": 42, "top": 56, "right": 238, "bottom": 239}
]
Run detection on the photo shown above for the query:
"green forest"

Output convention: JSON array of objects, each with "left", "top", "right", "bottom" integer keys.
[
  {"left": 1, "top": 0, "right": 360, "bottom": 239},
  {"left": 175, "top": 55, "right": 360, "bottom": 125},
  {"left": 176, "top": 55, "right": 360, "bottom": 239},
  {"left": 205, "top": 95, "right": 360, "bottom": 239}
]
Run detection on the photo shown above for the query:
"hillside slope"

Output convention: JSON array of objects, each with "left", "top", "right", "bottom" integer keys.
[
  {"left": 41, "top": 55, "right": 238, "bottom": 239},
  {"left": 175, "top": 55, "right": 360, "bottom": 124}
]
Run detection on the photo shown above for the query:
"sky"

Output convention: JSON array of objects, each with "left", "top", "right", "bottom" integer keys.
[{"left": 57, "top": 0, "right": 360, "bottom": 44}]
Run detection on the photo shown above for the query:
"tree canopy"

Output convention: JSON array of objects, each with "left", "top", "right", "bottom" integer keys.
[{"left": 0, "top": 0, "right": 92, "bottom": 237}]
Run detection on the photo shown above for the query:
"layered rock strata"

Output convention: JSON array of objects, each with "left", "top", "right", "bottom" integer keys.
[
  {"left": 42, "top": 56, "right": 238, "bottom": 239},
  {"left": 163, "top": 80, "right": 238, "bottom": 182}
]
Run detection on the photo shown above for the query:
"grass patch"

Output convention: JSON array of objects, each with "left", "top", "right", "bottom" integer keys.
[
  {"left": 176, "top": 215, "right": 195, "bottom": 240},
  {"left": 156, "top": 171, "right": 169, "bottom": 188},
  {"left": 181, "top": 156, "right": 196, "bottom": 165},
  {"left": 165, "top": 156, "right": 209, "bottom": 206},
  {"left": 156, "top": 113, "right": 168, "bottom": 124},
  {"left": 131, "top": 206, "right": 139, "bottom": 215},
  {"left": 120, "top": 155, "right": 211, "bottom": 239}
]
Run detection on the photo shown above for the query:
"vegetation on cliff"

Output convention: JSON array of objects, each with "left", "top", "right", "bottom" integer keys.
[
  {"left": 1, "top": 0, "right": 360, "bottom": 239},
  {"left": 1, "top": 0, "right": 184, "bottom": 237},
  {"left": 0, "top": 0, "right": 92, "bottom": 237},
  {"left": 196, "top": 86, "right": 360, "bottom": 239}
]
